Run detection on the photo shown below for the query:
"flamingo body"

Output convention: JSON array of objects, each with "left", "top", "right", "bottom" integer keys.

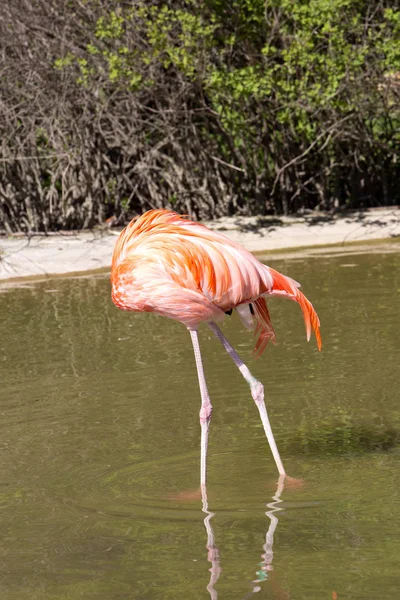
[
  {"left": 111, "top": 209, "right": 321, "bottom": 483},
  {"left": 111, "top": 209, "right": 321, "bottom": 354}
]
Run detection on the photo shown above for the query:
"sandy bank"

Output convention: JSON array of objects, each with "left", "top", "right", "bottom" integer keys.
[{"left": 0, "top": 208, "right": 399, "bottom": 282}]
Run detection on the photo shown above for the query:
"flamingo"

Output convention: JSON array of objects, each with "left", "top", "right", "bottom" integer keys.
[{"left": 111, "top": 209, "right": 321, "bottom": 488}]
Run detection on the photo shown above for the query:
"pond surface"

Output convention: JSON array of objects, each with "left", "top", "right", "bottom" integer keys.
[{"left": 0, "top": 243, "right": 399, "bottom": 599}]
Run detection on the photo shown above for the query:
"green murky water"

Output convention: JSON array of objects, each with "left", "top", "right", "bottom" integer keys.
[{"left": 0, "top": 243, "right": 399, "bottom": 599}]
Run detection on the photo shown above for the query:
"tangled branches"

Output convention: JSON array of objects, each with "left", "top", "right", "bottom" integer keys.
[{"left": 0, "top": 0, "right": 399, "bottom": 232}]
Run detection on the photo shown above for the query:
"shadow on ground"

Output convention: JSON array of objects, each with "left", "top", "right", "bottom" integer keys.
[{"left": 214, "top": 209, "right": 400, "bottom": 237}]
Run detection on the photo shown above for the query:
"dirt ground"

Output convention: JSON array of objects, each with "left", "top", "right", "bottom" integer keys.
[{"left": 1, "top": 207, "right": 399, "bottom": 282}]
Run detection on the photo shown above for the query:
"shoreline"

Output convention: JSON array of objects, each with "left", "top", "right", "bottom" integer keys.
[{"left": 0, "top": 208, "right": 399, "bottom": 284}]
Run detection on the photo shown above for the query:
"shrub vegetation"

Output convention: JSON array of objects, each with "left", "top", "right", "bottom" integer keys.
[{"left": 0, "top": 0, "right": 399, "bottom": 231}]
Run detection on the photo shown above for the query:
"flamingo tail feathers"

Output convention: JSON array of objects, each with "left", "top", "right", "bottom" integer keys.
[
  {"left": 252, "top": 268, "right": 322, "bottom": 356},
  {"left": 296, "top": 288, "right": 322, "bottom": 350},
  {"left": 253, "top": 298, "right": 276, "bottom": 357}
]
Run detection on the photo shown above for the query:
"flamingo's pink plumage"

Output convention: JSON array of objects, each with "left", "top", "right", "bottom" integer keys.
[{"left": 111, "top": 209, "right": 321, "bottom": 353}]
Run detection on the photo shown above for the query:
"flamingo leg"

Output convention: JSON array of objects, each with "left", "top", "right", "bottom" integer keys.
[
  {"left": 201, "top": 483, "right": 221, "bottom": 600},
  {"left": 189, "top": 328, "right": 213, "bottom": 489},
  {"left": 208, "top": 322, "right": 286, "bottom": 477}
]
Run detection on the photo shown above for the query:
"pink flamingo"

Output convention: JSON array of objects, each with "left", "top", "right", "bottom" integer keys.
[{"left": 111, "top": 209, "right": 321, "bottom": 488}]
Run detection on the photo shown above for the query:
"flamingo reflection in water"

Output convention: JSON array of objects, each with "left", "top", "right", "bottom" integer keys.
[{"left": 201, "top": 475, "right": 291, "bottom": 599}]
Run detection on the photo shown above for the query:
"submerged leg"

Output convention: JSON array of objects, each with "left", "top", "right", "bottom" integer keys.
[
  {"left": 189, "top": 328, "right": 213, "bottom": 490},
  {"left": 201, "top": 483, "right": 221, "bottom": 600},
  {"left": 208, "top": 321, "right": 286, "bottom": 477}
]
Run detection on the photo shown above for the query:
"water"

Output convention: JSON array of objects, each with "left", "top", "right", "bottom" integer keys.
[{"left": 0, "top": 243, "right": 399, "bottom": 599}]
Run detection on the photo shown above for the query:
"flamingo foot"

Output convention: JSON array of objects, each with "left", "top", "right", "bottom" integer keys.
[
  {"left": 281, "top": 475, "right": 304, "bottom": 489},
  {"left": 168, "top": 487, "right": 203, "bottom": 502}
]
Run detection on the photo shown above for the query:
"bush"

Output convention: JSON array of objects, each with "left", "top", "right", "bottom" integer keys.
[{"left": 0, "top": 0, "right": 399, "bottom": 231}]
